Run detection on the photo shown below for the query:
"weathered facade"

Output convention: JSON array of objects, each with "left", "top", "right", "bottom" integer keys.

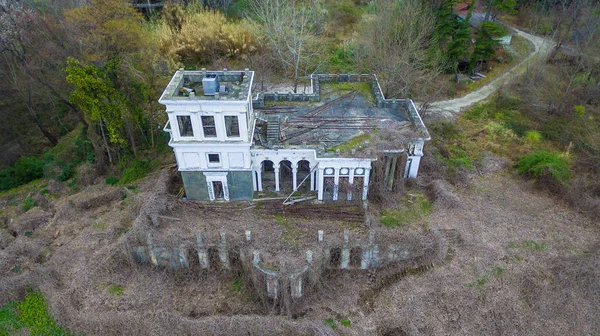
[{"left": 159, "top": 69, "right": 429, "bottom": 201}]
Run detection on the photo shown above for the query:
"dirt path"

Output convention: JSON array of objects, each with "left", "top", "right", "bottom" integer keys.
[{"left": 427, "top": 28, "right": 556, "bottom": 121}]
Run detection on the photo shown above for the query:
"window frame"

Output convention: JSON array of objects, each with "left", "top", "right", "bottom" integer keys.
[
  {"left": 176, "top": 115, "right": 194, "bottom": 138},
  {"left": 224, "top": 115, "right": 240, "bottom": 138},
  {"left": 201, "top": 115, "right": 217, "bottom": 138},
  {"left": 207, "top": 153, "right": 221, "bottom": 167}
]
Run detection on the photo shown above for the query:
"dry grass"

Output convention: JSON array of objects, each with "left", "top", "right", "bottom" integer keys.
[{"left": 1, "top": 164, "right": 598, "bottom": 335}]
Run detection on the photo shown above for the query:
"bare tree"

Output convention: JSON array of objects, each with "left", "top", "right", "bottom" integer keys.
[
  {"left": 248, "top": 0, "right": 322, "bottom": 92},
  {"left": 356, "top": 0, "right": 443, "bottom": 100}
]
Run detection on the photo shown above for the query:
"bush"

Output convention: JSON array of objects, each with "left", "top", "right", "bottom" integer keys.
[
  {"left": 105, "top": 177, "right": 119, "bottom": 185},
  {"left": 119, "top": 159, "right": 156, "bottom": 184},
  {"left": 327, "top": 0, "right": 362, "bottom": 27},
  {"left": 525, "top": 130, "right": 542, "bottom": 144},
  {"left": 1, "top": 290, "right": 74, "bottom": 336},
  {"left": 156, "top": 7, "right": 258, "bottom": 65},
  {"left": 516, "top": 151, "right": 570, "bottom": 184}
]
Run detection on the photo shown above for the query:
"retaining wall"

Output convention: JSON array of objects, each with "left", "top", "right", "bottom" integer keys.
[{"left": 132, "top": 229, "right": 443, "bottom": 300}]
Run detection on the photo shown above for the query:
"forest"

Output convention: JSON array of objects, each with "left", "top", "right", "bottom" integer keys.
[{"left": 0, "top": 0, "right": 597, "bottom": 192}]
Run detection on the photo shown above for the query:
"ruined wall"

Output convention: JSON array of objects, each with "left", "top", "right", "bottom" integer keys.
[
  {"left": 226, "top": 171, "right": 254, "bottom": 200},
  {"left": 131, "top": 229, "right": 445, "bottom": 301},
  {"left": 180, "top": 171, "right": 209, "bottom": 200},
  {"left": 180, "top": 171, "right": 254, "bottom": 201}
]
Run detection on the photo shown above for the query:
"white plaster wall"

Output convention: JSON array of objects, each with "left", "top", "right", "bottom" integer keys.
[
  {"left": 174, "top": 143, "right": 252, "bottom": 171},
  {"left": 250, "top": 149, "right": 318, "bottom": 169}
]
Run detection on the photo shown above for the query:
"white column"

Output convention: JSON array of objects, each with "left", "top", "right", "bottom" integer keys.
[
  {"left": 310, "top": 169, "right": 315, "bottom": 191},
  {"left": 362, "top": 168, "right": 370, "bottom": 200},
  {"left": 257, "top": 169, "right": 263, "bottom": 191},
  {"left": 274, "top": 167, "right": 280, "bottom": 191},
  {"left": 252, "top": 168, "right": 257, "bottom": 191},
  {"left": 317, "top": 168, "right": 324, "bottom": 201},
  {"left": 292, "top": 166, "right": 298, "bottom": 191},
  {"left": 206, "top": 181, "right": 215, "bottom": 201},
  {"left": 333, "top": 169, "right": 339, "bottom": 201},
  {"left": 222, "top": 181, "right": 230, "bottom": 201}
]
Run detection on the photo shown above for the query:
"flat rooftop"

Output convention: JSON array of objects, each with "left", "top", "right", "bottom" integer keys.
[
  {"left": 159, "top": 69, "right": 254, "bottom": 102},
  {"left": 253, "top": 82, "right": 426, "bottom": 157}
]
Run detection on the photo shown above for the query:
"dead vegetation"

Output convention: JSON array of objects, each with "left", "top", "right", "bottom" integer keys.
[{"left": 0, "top": 159, "right": 598, "bottom": 335}]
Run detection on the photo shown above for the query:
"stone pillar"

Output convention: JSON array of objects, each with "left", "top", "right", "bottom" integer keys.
[
  {"left": 292, "top": 166, "right": 298, "bottom": 191},
  {"left": 290, "top": 274, "right": 303, "bottom": 298},
  {"left": 317, "top": 168, "right": 324, "bottom": 201},
  {"left": 196, "top": 233, "right": 208, "bottom": 269},
  {"left": 257, "top": 169, "right": 263, "bottom": 192},
  {"left": 245, "top": 230, "right": 252, "bottom": 242},
  {"left": 252, "top": 169, "right": 257, "bottom": 191},
  {"left": 384, "top": 155, "right": 398, "bottom": 190},
  {"left": 310, "top": 167, "right": 315, "bottom": 191},
  {"left": 333, "top": 169, "right": 339, "bottom": 201},
  {"left": 219, "top": 232, "right": 230, "bottom": 269},
  {"left": 404, "top": 156, "right": 422, "bottom": 179},
  {"left": 266, "top": 276, "right": 278, "bottom": 299},
  {"left": 306, "top": 250, "right": 313, "bottom": 263},
  {"left": 404, "top": 141, "right": 424, "bottom": 179},
  {"left": 341, "top": 230, "right": 350, "bottom": 269},
  {"left": 361, "top": 231, "right": 376, "bottom": 269},
  {"left": 362, "top": 168, "right": 371, "bottom": 200},
  {"left": 274, "top": 167, "right": 280, "bottom": 192},
  {"left": 147, "top": 233, "right": 157, "bottom": 266}
]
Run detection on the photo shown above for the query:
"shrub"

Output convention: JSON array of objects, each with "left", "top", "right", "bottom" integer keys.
[
  {"left": 16, "top": 290, "right": 73, "bottom": 335},
  {"left": 119, "top": 159, "right": 156, "bottom": 184},
  {"left": 324, "top": 318, "right": 337, "bottom": 329},
  {"left": 574, "top": 105, "right": 585, "bottom": 118},
  {"left": 328, "top": 44, "right": 356, "bottom": 73},
  {"left": 379, "top": 193, "right": 432, "bottom": 228},
  {"left": 516, "top": 151, "right": 570, "bottom": 184},
  {"left": 105, "top": 177, "right": 119, "bottom": 185},
  {"left": 58, "top": 164, "right": 75, "bottom": 181},
  {"left": 156, "top": 8, "right": 258, "bottom": 65},
  {"left": 22, "top": 198, "right": 37, "bottom": 212},
  {"left": 108, "top": 285, "right": 124, "bottom": 296},
  {"left": 525, "top": 130, "right": 542, "bottom": 144},
  {"left": 328, "top": 0, "right": 362, "bottom": 27},
  {"left": 484, "top": 121, "right": 517, "bottom": 140}
]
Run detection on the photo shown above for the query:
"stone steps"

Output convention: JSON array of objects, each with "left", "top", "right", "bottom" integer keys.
[{"left": 266, "top": 116, "right": 280, "bottom": 142}]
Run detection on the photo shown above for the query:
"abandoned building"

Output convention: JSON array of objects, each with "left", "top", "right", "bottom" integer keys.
[{"left": 159, "top": 69, "right": 429, "bottom": 202}]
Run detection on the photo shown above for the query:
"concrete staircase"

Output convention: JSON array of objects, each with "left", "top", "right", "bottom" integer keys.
[{"left": 266, "top": 116, "right": 280, "bottom": 143}]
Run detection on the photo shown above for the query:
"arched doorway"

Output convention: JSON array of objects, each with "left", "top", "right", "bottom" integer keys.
[
  {"left": 279, "top": 160, "right": 293, "bottom": 191},
  {"left": 296, "top": 160, "right": 311, "bottom": 192},
  {"left": 261, "top": 160, "right": 275, "bottom": 192}
]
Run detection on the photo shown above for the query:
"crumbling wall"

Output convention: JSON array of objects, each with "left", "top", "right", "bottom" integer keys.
[{"left": 130, "top": 228, "right": 445, "bottom": 308}]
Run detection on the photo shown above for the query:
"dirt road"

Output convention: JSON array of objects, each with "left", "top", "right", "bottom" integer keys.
[{"left": 427, "top": 28, "right": 556, "bottom": 120}]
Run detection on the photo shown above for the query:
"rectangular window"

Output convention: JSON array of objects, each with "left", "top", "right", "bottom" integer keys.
[
  {"left": 208, "top": 153, "right": 220, "bottom": 163},
  {"left": 201, "top": 116, "right": 217, "bottom": 137},
  {"left": 177, "top": 115, "right": 194, "bottom": 137},
  {"left": 225, "top": 116, "right": 240, "bottom": 137}
]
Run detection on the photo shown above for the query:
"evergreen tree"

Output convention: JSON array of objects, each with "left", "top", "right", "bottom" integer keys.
[{"left": 469, "top": 21, "right": 506, "bottom": 73}]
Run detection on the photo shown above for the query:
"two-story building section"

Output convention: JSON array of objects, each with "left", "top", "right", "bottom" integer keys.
[{"left": 159, "top": 69, "right": 430, "bottom": 202}]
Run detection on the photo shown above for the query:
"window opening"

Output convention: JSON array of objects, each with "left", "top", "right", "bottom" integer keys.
[
  {"left": 202, "top": 116, "right": 217, "bottom": 137},
  {"left": 225, "top": 116, "right": 240, "bottom": 137},
  {"left": 208, "top": 153, "right": 220, "bottom": 163},
  {"left": 177, "top": 115, "right": 193, "bottom": 137}
]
